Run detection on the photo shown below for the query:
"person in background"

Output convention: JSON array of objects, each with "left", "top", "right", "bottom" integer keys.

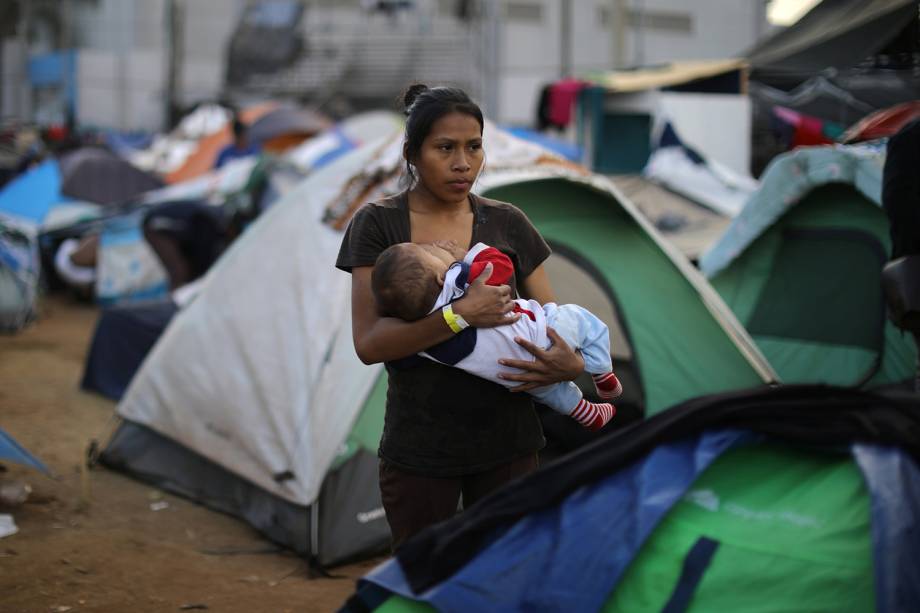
[
  {"left": 214, "top": 117, "right": 259, "bottom": 169},
  {"left": 336, "top": 84, "right": 586, "bottom": 550},
  {"left": 53, "top": 234, "right": 99, "bottom": 299},
  {"left": 882, "top": 119, "right": 920, "bottom": 391},
  {"left": 142, "top": 200, "right": 227, "bottom": 290}
]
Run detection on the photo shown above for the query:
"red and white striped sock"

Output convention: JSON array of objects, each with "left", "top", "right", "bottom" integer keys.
[
  {"left": 570, "top": 398, "right": 616, "bottom": 431},
  {"left": 592, "top": 372, "right": 622, "bottom": 400}
]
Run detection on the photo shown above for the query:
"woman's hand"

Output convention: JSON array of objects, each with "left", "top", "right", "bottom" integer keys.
[
  {"left": 431, "top": 239, "right": 468, "bottom": 261},
  {"left": 497, "top": 327, "right": 585, "bottom": 392},
  {"left": 452, "top": 263, "right": 520, "bottom": 328}
]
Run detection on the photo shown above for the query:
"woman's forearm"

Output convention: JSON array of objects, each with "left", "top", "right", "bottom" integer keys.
[{"left": 353, "top": 310, "right": 455, "bottom": 364}]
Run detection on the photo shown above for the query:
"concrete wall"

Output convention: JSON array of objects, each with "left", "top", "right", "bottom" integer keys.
[
  {"left": 621, "top": 0, "right": 768, "bottom": 66},
  {"left": 178, "top": 0, "right": 239, "bottom": 106},
  {"left": 1, "top": 39, "right": 26, "bottom": 122},
  {"left": 76, "top": 49, "right": 165, "bottom": 132},
  {"left": 2, "top": 0, "right": 767, "bottom": 131},
  {"left": 495, "top": 0, "right": 768, "bottom": 126}
]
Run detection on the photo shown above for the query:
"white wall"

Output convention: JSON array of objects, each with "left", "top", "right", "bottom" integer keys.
[
  {"left": 69, "top": 0, "right": 236, "bottom": 130},
  {"left": 1, "top": 39, "right": 25, "bottom": 121},
  {"left": 178, "top": 0, "right": 239, "bottom": 106},
  {"left": 496, "top": 0, "right": 768, "bottom": 126},
  {"left": 77, "top": 49, "right": 165, "bottom": 131},
  {"left": 623, "top": 0, "right": 767, "bottom": 66},
  {"left": 659, "top": 92, "right": 752, "bottom": 175},
  {"left": 498, "top": 0, "right": 559, "bottom": 124},
  {"left": 3, "top": 0, "right": 768, "bottom": 131}
]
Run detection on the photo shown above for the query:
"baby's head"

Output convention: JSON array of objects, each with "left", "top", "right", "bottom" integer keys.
[{"left": 372, "top": 243, "right": 451, "bottom": 321}]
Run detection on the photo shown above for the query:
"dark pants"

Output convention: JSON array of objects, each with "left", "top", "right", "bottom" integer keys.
[{"left": 379, "top": 454, "right": 539, "bottom": 551}]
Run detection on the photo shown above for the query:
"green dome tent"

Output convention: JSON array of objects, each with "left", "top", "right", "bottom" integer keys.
[
  {"left": 478, "top": 170, "right": 774, "bottom": 416},
  {"left": 342, "top": 385, "right": 920, "bottom": 613},
  {"left": 700, "top": 145, "right": 917, "bottom": 388}
]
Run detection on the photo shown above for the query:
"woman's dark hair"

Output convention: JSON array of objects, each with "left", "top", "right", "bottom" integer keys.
[
  {"left": 372, "top": 244, "right": 442, "bottom": 321},
  {"left": 401, "top": 84, "right": 484, "bottom": 184}
]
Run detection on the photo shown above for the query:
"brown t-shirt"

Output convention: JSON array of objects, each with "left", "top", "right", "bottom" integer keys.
[{"left": 336, "top": 191, "right": 551, "bottom": 476}]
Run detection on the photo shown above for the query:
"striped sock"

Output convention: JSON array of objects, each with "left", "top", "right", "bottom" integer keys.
[
  {"left": 592, "top": 372, "right": 623, "bottom": 400},
  {"left": 570, "top": 398, "right": 616, "bottom": 431}
]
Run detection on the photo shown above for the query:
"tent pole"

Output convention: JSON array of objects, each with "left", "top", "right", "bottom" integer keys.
[{"left": 310, "top": 498, "right": 319, "bottom": 562}]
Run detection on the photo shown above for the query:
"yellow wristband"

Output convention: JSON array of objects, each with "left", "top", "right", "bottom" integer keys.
[{"left": 441, "top": 304, "right": 468, "bottom": 334}]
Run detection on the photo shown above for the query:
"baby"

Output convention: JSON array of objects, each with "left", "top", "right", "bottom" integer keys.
[{"left": 371, "top": 241, "right": 621, "bottom": 431}]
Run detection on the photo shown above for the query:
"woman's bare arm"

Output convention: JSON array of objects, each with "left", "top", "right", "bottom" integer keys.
[
  {"left": 351, "top": 264, "right": 518, "bottom": 364},
  {"left": 498, "top": 263, "right": 585, "bottom": 391}
]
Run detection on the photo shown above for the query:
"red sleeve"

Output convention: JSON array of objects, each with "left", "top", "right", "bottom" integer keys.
[{"left": 468, "top": 247, "right": 514, "bottom": 286}]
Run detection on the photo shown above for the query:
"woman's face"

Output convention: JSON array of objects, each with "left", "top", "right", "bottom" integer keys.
[{"left": 410, "top": 112, "right": 484, "bottom": 205}]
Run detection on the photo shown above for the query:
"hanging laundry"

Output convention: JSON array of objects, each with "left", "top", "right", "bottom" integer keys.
[{"left": 547, "top": 79, "right": 590, "bottom": 128}]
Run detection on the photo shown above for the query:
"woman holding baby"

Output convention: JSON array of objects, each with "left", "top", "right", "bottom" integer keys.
[{"left": 336, "top": 84, "right": 584, "bottom": 549}]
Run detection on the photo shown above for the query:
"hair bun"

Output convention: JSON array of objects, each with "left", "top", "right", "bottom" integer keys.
[{"left": 403, "top": 83, "right": 430, "bottom": 113}]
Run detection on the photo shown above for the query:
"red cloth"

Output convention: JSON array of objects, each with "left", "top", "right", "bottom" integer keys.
[
  {"left": 547, "top": 79, "right": 588, "bottom": 128},
  {"left": 792, "top": 115, "right": 833, "bottom": 148},
  {"left": 468, "top": 246, "right": 514, "bottom": 286},
  {"left": 468, "top": 247, "right": 534, "bottom": 321}
]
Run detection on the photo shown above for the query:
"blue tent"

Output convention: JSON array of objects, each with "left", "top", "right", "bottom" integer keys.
[
  {"left": 0, "top": 160, "right": 63, "bottom": 226},
  {"left": 0, "top": 427, "right": 50, "bottom": 474},
  {"left": 343, "top": 385, "right": 920, "bottom": 613}
]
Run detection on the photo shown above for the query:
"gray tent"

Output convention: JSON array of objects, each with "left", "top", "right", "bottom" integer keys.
[{"left": 59, "top": 147, "right": 163, "bottom": 206}]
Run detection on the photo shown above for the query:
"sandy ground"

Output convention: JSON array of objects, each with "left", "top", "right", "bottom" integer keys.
[{"left": 0, "top": 295, "right": 384, "bottom": 613}]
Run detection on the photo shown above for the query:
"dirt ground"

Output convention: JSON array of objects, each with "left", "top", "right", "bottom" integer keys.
[{"left": 1, "top": 295, "right": 385, "bottom": 613}]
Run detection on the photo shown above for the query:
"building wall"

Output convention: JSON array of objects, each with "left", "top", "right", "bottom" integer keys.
[
  {"left": 2, "top": 0, "right": 768, "bottom": 131},
  {"left": 622, "top": 0, "right": 767, "bottom": 66},
  {"left": 178, "top": 0, "right": 238, "bottom": 106},
  {"left": 496, "top": 0, "right": 769, "bottom": 126}
]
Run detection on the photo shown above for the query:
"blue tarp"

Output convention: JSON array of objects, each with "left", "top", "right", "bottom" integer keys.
[
  {"left": 0, "top": 427, "right": 50, "bottom": 474},
  {"left": 503, "top": 126, "right": 583, "bottom": 162},
  {"left": 0, "top": 160, "right": 64, "bottom": 226},
  {"left": 362, "top": 429, "right": 754, "bottom": 612},
  {"left": 360, "top": 430, "right": 920, "bottom": 613}
]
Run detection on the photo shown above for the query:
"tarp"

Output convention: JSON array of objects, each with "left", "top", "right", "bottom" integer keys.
[
  {"left": 502, "top": 127, "right": 582, "bottom": 162},
  {"left": 644, "top": 123, "right": 759, "bottom": 218},
  {"left": 747, "top": 0, "right": 919, "bottom": 80},
  {"left": 346, "top": 385, "right": 920, "bottom": 613},
  {"left": 0, "top": 427, "right": 50, "bottom": 474},
  {"left": 0, "top": 160, "right": 63, "bottom": 227},
  {"left": 842, "top": 100, "right": 920, "bottom": 143},
  {"left": 94, "top": 210, "right": 169, "bottom": 306},
  {"left": 164, "top": 102, "right": 278, "bottom": 184},
  {"left": 591, "top": 60, "right": 747, "bottom": 93}
]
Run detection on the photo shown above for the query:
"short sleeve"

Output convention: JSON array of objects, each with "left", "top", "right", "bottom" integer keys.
[
  {"left": 509, "top": 207, "right": 551, "bottom": 279},
  {"left": 335, "top": 204, "right": 389, "bottom": 273}
]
